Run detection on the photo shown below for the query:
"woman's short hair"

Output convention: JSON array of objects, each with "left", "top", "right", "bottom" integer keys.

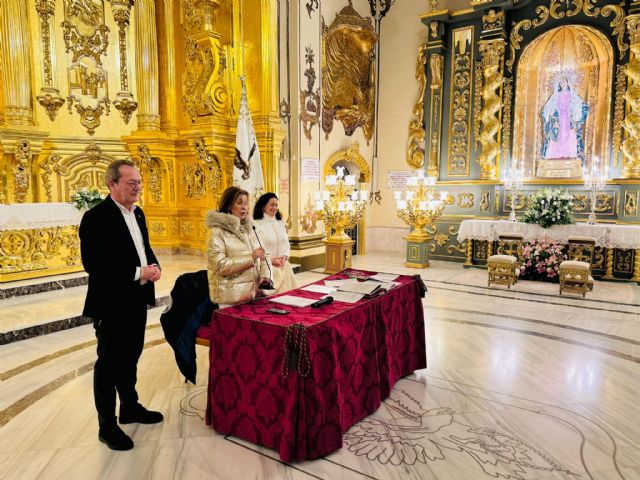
[
  {"left": 218, "top": 186, "right": 249, "bottom": 214},
  {"left": 253, "top": 192, "right": 281, "bottom": 220}
]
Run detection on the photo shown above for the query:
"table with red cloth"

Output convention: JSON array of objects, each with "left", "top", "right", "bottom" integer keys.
[{"left": 200, "top": 269, "right": 426, "bottom": 461}]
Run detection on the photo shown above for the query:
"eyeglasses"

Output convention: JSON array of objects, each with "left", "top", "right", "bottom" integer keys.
[{"left": 123, "top": 180, "right": 143, "bottom": 188}]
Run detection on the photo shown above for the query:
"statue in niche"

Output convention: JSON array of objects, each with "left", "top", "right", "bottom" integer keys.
[{"left": 540, "top": 77, "right": 588, "bottom": 160}]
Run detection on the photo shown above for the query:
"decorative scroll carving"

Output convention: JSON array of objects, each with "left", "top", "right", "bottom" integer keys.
[
  {"left": 482, "top": 9, "right": 503, "bottom": 31},
  {"left": 279, "top": 100, "right": 291, "bottom": 122},
  {"left": 85, "top": 142, "right": 102, "bottom": 164},
  {"left": 300, "top": 46, "right": 320, "bottom": 143},
  {"left": 13, "top": 140, "right": 32, "bottom": 203},
  {"left": 624, "top": 191, "right": 638, "bottom": 216},
  {"left": 62, "top": 1, "right": 109, "bottom": 65},
  {"left": 507, "top": 0, "right": 627, "bottom": 73},
  {"left": 182, "top": 138, "right": 222, "bottom": 199},
  {"left": 138, "top": 145, "right": 163, "bottom": 203},
  {"left": 477, "top": 40, "right": 505, "bottom": 180},
  {"left": 0, "top": 226, "right": 81, "bottom": 276},
  {"left": 622, "top": 16, "right": 640, "bottom": 179},
  {"left": 457, "top": 193, "right": 474, "bottom": 209},
  {"left": 300, "top": 193, "right": 318, "bottom": 234},
  {"left": 67, "top": 98, "right": 110, "bottom": 135},
  {"left": 406, "top": 43, "right": 428, "bottom": 169},
  {"left": 36, "top": 1, "right": 65, "bottom": 121},
  {"left": 321, "top": 4, "right": 377, "bottom": 142},
  {"left": 306, "top": 0, "right": 319, "bottom": 18},
  {"left": 39, "top": 154, "right": 61, "bottom": 202},
  {"left": 110, "top": 0, "right": 138, "bottom": 124},
  {"left": 447, "top": 27, "right": 473, "bottom": 176},
  {"left": 181, "top": 1, "right": 230, "bottom": 122},
  {"left": 480, "top": 190, "right": 490, "bottom": 211}
]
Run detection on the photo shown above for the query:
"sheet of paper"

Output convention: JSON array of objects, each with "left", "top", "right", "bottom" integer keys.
[
  {"left": 325, "top": 291, "right": 364, "bottom": 304},
  {"left": 370, "top": 273, "right": 399, "bottom": 282},
  {"left": 324, "top": 279, "right": 348, "bottom": 288},
  {"left": 269, "top": 295, "right": 318, "bottom": 307},
  {"left": 378, "top": 281, "right": 400, "bottom": 291},
  {"left": 338, "top": 279, "right": 381, "bottom": 295},
  {"left": 300, "top": 284, "right": 336, "bottom": 294}
]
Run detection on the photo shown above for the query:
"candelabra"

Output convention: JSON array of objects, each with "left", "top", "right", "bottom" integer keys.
[
  {"left": 315, "top": 166, "right": 369, "bottom": 273},
  {"left": 583, "top": 157, "right": 608, "bottom": 225},
  {"left": 503, "top": 165, "right": 524, "bottom": 222},
  {"left": 394, "top": 170, "right": 447, "bottom": 268}
]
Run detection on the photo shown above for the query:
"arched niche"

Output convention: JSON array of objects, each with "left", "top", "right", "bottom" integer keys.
[
  {"left": 512, "top": 25, "right": 613, "bottom": 179},
  {"left": 324, "top": 141, "right": 371, "bottom": 183}
]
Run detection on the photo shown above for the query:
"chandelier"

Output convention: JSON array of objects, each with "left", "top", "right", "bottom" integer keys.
[{"left": 503, "top": 163, "right": 524, "bottom": 222}]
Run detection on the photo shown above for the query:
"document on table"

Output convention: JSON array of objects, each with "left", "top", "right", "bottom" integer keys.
[
  {"left": 269, "top": 295, "right": 318, "bottom": 307},
  {"left": 324, "top": 291, "right": 363, "bottom": 304},
  {"left": 337, "top": 279, "right": 382, "bottom": 295},
  {"left": 300, "top": 284, "right": 336, "bottom": 294},
  {"left": 324, "top": 279, "right": 348, "bottom": 288},
  {"left": 370, "top": 273, "right": 399, "bottom": 282}
]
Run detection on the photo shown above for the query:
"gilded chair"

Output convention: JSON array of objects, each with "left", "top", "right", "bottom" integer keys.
[
  {"left": 559, "top": 236, "right": 596, "bottom": 297},
  {"left": 487, "top": 233, "right": 524, "bottom": 288}
]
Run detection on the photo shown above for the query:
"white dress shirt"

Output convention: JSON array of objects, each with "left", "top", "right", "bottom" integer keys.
[{"left": 112, "top": 198, "right": 149, "bottom": 283}]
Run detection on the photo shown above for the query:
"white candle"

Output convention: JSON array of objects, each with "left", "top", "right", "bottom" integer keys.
[
  {"left": 315, "top": 200, "right": 324, "bottom": 210},
  {"left": 314, "top": 191, "right": 321, "bottom": 201},
  {"left": 394, "top": 191, "right": 401, "bottom": 200},
  {"left": 360, "top": 190, "right": 369, "bottom": 201},
  {"left": 338, "top": 202, "right": 345, "bottom": 211}
]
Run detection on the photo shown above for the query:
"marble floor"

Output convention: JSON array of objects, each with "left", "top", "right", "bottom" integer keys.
[{"left": 0, "top": 254, "right": 639, "bottom": 480}]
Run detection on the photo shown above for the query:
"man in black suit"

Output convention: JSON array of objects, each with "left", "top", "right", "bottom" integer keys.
[{"left": 80, "top": 159, "right": 163, "bottom": 451}]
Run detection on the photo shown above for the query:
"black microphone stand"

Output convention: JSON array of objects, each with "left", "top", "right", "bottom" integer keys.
[{"left": 252, "top": 226, "right": 275, "bottom": 289}]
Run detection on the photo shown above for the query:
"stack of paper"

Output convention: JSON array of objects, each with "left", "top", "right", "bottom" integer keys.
[
  {"left": 370, "top": 273, "right": 399, "bottom": 282},
  {"left": 300, "top": 284, "right": 336, "bottom": 294},
  {"left": 337, "top": 279, "right": 382, "bottom": 296},
  {"left": 269, "top": 295, "right": 318, "bottom": 307}
]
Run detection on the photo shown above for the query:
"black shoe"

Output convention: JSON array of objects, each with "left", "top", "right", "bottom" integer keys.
[
  {"left": 119, "top": 404, "right": 164, "bottom": 425},
  {"left": 99, "top": 424, "right": 134, "bottom": 451}
]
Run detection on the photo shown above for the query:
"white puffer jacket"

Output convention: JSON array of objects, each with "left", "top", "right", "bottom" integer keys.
[{"left": 205, "top": 211, "right": 268, "bottom": 305}]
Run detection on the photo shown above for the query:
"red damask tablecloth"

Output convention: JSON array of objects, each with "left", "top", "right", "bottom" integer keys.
[{"left": 202, "top": 270, "right": 426, "bottom": 461}]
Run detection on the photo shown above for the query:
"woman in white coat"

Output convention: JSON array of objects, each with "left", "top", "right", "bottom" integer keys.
[{"left": 252, "top": 193, "right": 297, "bottom": 293}]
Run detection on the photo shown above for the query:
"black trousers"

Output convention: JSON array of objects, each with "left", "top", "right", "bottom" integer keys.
[{"left": 93, "top": 303, "right": 147, "bottom": 427}]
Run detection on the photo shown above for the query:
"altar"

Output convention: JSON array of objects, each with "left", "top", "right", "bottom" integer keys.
[
  {"left": 457, "top": 219, "right": 640, "bottom": 282},
  {"left": 0, "top": 203, "right": 84, "bottom": 282}
]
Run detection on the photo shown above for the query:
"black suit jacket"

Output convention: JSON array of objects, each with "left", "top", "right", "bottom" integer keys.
[{"left": 80, "top": 196, "right": 159, "bottom": 318}]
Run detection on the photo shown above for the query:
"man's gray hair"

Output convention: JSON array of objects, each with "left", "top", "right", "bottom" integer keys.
[{"left": 105, "top": 158, "right": 136, "bottom": 186}]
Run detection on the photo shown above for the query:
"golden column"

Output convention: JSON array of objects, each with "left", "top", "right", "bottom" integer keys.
[
  {"left": 622, "top": 15, "right": 640, "bottom": 179},
  {"left": 477, "top": 39, "right": 505, "bottom": 180},
  {"left": 0, "top": 0, "right": 34, "bottom": 125},
  {"left": 157, "top": 0, "right": 179, "bottom": 135},
  {"left": 134, "top": 0, "right": 161, "bottom": 131}
]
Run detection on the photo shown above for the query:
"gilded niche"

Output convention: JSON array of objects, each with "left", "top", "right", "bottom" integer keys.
[
  {"left": 513, "top": 26, "right": 613, "bottom": 179},
  {"left": 321, "top": 4, "right": 377, "bottom": 142}
]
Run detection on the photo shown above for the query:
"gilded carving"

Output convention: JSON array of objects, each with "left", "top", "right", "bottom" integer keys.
[
  {"left": 427, "top": 52, "right": 443, "bottom": 176},
  {"left": 182, "top": 163, "right": 207, "bottom": 200},
  {"left": 406, "top": 43, "right": 428, "bottom": 169},
  {"left": 67, "top": 98, "right": 110, "bottom": 135},
  {"left": 138, "top": 145, "right": 163, "bottom": 203},
  {"left": 0, "top": 226, "right": 81, "bottom": 277},
  {"left": 181, "top": 4, "right": 230, "bottom": 122},
  {"left": 321, "top": 4, "right": 377, "bottom": 142},
  {"left": 181, "top": 138, "right": 222, "bottom": 200},
  {"left": 477, "top": 40, "right": 505, "bottom": 180},
  {"left": 193, "top": 138, "right": 222, "bottom": 193},
  {"left": 434, "top": 231, "right": 449, "bottom": 247},
  {"left": 110, "top": 0, "right": 137, "bottom": 123},
  {"left": 504, "top": 192, "right": 526, "bottom": 211},
  {"left": 36, "top": 1, "right": 65, "bottom": 121},
  {"left": 572, "top": 194, "right": 588, "bottom": 212},
  {"left": 622, "top": 16, "right": 640, "bottom": 179},
  {"left": 39, "top": 154, "right": 61, "bottom": 202},
  {"left": 595, "top": 193, "right": 613, "bottom": 212},
  {"left": 13, "top": 140, "right": 32, "bottom": 203},
  {"left": 448, "top": 27, "right": 473, "bottom": 176},
  {"left": 480, "top": 190, "right": 490, "bottom": 211},
  {"left": 300, "top": 193, "right": 318, "bottom": 234},
  {"left": 482, "top": 9, "right": 503, "bottom": 31},
  {"left": 166, "top": 161, "right": 175, "bottom": 202},
  {"left": 300, "top": 46, "right": 320, "bottom": 142},
  {"left": 457, "top": 193, "right": 474, "bottom": 209},
  {"left": 62, "top": 0, "right": 109, "bottom": 65},
  {"left": 593, "top": 246, "right": 605, "bottom": 270},
  {"left": 613, "top": 65, "right": 626, "bottom": 168},
  {"left": 615, "top": 249, "right": 633, "bottom": 273},
  {"left": 507, "top": 0, "right": 626, "bottom": 72},
  {"left": 624, "top": 191, "right": 639, "bottom": 216},
  {"left": 150, "top": 221, "right": 166, "bottom": 236}
]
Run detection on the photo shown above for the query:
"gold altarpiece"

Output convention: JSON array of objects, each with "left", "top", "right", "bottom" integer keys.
[
  {"left": 0, "top": 0, "right": 283, "bottom": 282},
  {"left": 412, "top": 0, "right": 640, "bottom": 281}
]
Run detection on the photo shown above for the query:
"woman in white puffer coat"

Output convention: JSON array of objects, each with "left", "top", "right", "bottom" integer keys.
[{"left": 205, "top": 186, "right": 270, "bottom": 307}]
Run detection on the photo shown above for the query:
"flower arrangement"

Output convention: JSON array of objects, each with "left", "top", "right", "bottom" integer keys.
[
  {"left": 522, "top": 188, "right": 574, "bottom": 228},
  {"left": 70, "top": 187, "right": 104, "bottom": 211},
  {"left": 520, "top": 241, "right": 567, "bottom": 281}
]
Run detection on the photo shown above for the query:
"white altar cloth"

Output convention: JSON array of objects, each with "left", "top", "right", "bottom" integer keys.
[
  {"left": 0, "top": 203, "right": 83, "bottom": 231},
  {"left": 457, "top": 219, "right": 640, "bottom": 250}
]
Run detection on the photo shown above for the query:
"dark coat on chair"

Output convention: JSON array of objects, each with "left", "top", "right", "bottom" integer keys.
[{"left": 160, "top": 270, "right": 216, "bottom": 384}]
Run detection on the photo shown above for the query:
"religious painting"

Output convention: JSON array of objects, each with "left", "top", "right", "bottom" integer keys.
[{"left": 512, "top": 26, "right": 613, "bottom": 179}]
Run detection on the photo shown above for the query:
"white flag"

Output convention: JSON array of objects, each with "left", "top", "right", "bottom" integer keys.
[{"left": 234, "top": 77, "right": 264, "bottom": 200}]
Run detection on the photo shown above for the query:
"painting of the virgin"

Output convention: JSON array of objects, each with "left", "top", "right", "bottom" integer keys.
[{"left": 540, "top": 78, "right": 589, "bottom": 160}]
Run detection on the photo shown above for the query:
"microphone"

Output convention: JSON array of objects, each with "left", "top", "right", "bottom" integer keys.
[
  {"left": 311, "top": 296, "right": 333, "bottom": 308},
  {"left": 252, "top": 225, "right": 275, "bottom": 290}
]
